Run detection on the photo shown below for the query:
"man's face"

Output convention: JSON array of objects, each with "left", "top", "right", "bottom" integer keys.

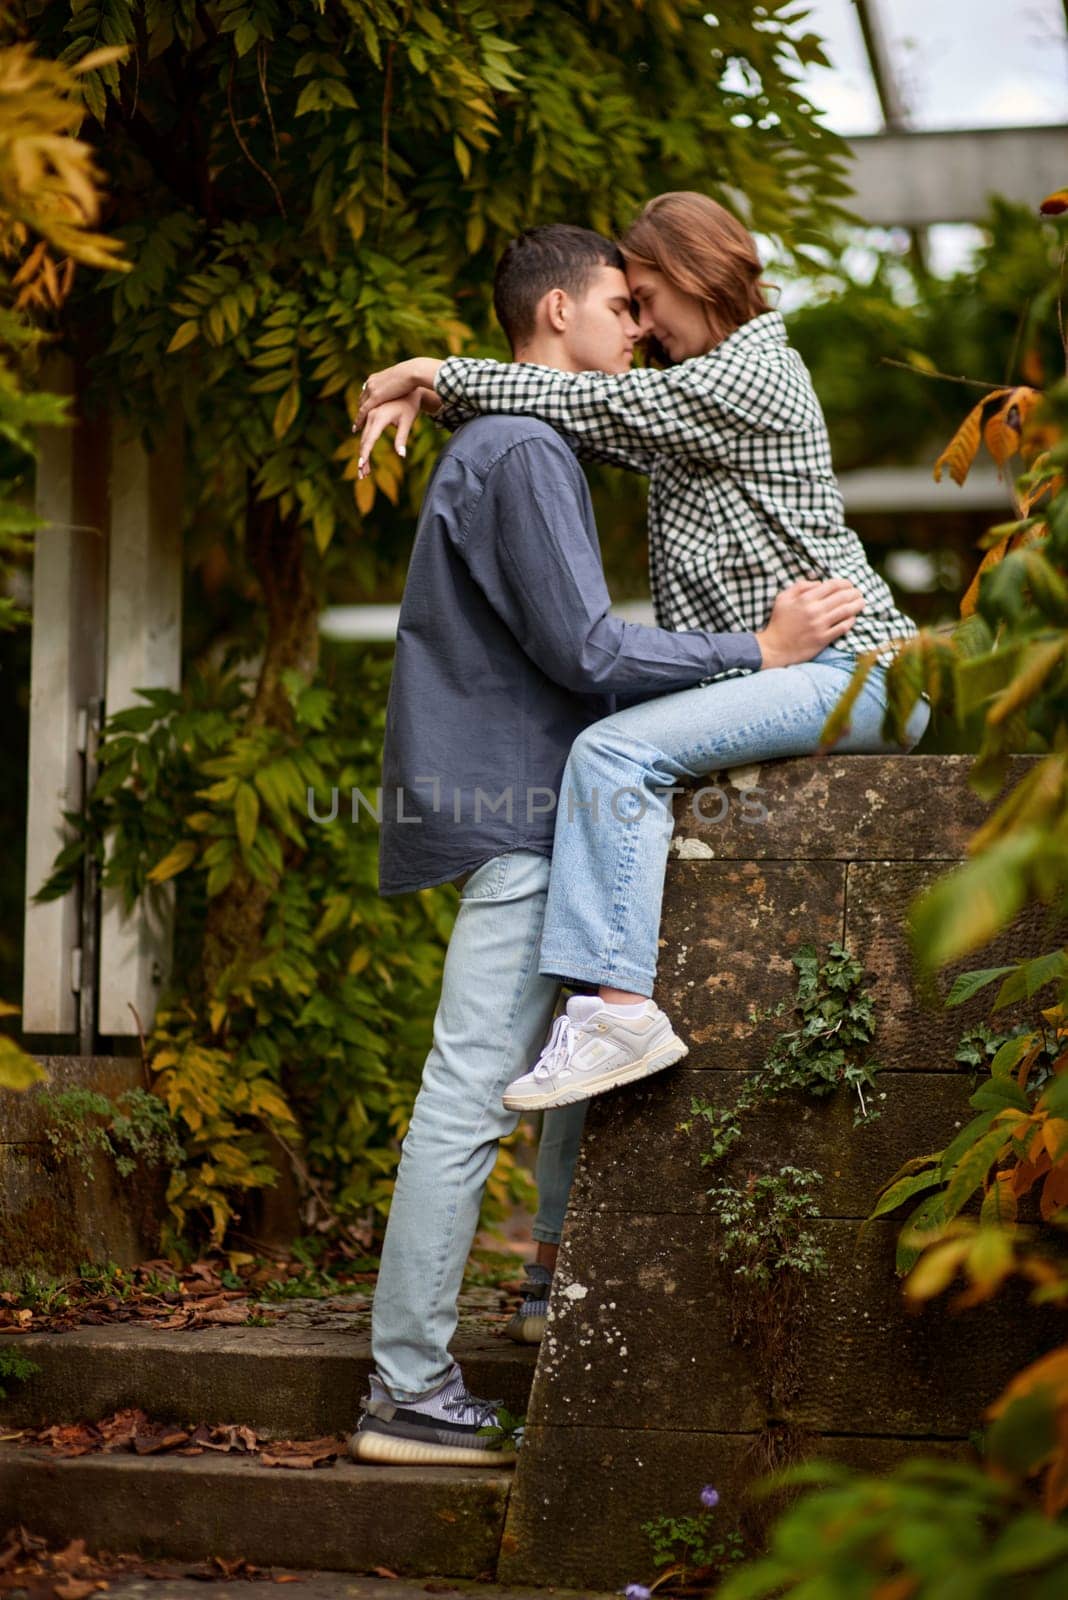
[{"left": 560, "top": 265, "right": 641, "bottom": 374}]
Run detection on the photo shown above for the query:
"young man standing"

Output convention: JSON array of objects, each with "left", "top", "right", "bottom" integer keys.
[{"left": 351, "top": 226, "right": 864, "bottom": 1466}]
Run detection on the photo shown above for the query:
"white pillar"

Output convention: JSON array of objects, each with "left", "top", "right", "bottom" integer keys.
[
  {"left": 22, "top": 358, "right": 108, "bottom": 1034},
  {"left": 97, "top": 413, "right": 183, "bottom": 1037}
]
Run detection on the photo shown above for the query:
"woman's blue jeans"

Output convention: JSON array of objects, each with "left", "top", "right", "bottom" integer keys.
[{"left": 539, "top": 646, "right": 931, "bottom": 996}]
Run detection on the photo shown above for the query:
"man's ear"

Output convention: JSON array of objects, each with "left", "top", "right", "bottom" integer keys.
[{"left": 543, "top": 287, "right": 568, "bottom": 334}]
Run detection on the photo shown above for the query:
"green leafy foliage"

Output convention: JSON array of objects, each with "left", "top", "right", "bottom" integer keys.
[
  {"left": 707, "top": 1167, "right": 828, "bottom": 1291},
  {"left": 41, "top": 1085, "right": 184, "bottom": 1178},
  {"left": 0, "top": 1348, "right": 40, "bottom": 1399},
  {"left": 715, "top": 1458, "right": 1068, "bottom": 1599},
  {"left": 34, "top": 649, "right": 536, "bottom": 1246},
  {"left": 641, "top": 1507, "right": 745, "bottom": 1584},
  {"left": 680, "top": 942, "right": 882, "bottom": 1168}
]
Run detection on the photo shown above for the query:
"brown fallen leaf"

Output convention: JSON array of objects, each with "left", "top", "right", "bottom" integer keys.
[
  {"left": 373, "top": 1567, "right": 400, "bottom": 1580},
  {"left": 210, "top": 1557, "right": 262, "bottom": 1578},
  {"left": 259, "top": 1435, "right": 341, "bottom": 1470},
  {"left": 53, "top": 1576, "right": 107, "bottom": 1599},
  {"left": 198, "top": 1304, "right": 252, "bottom": 1326},
  {"left": 50, "top": 1540, "right": 87, "bottom": 1573},
  {"left": 132, "top": 1427, "right": 190, "bottom": 1455}
]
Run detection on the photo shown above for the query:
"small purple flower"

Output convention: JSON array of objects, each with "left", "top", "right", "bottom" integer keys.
[
  {"left": 700, "top": 1484, "right": 720, "bottom": 1509},
  {"left": 624, "top": 1587, "right": 652, "bottom": 1600}
]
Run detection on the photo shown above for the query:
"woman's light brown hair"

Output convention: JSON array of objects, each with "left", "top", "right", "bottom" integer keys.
[{"left": 621, "top": 191, "right": 772, "bottom": 349}]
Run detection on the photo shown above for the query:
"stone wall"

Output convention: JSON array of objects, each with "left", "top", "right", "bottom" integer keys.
[
  {"left": 0, "top": 1056, "right": 162, "bottom": 1273},
  {"left": 501, "top": 754, "right": 1062, "bottom": 1590}
]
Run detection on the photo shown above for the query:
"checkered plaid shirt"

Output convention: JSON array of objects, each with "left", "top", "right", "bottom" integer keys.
[{"left": 436, "top": 312, "right": 916, "bottom": 662}]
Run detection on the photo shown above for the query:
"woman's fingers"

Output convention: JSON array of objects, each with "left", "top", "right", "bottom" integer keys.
[
  {"left": 357, "top": 408, "right": 393, "bottom": 477},
  {"left": 393, "top": 407, "right": 414, "bottom": 458}
]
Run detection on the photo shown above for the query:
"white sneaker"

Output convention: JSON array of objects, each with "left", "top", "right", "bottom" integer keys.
[{"left": 502, "top": 996, "right": 688, "bottom": 1111}]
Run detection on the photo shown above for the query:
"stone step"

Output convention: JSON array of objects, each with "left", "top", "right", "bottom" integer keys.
[
  {"left": 103, "top": 1575, "right": 615, "bottom": 1600},
  {"left": 0, "top": 1445, "right": 513, "bottom": 1577},
  {"left": 0, "top": 1324, "right": 537, "bottom": 1439}
]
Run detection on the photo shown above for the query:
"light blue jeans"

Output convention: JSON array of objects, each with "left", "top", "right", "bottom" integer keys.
[
  {"left": 373, "top": 848, "right": 585, "bottom": 1398},
  {"left": 539, "top": 646, "right": 931, "bottom": 996}
]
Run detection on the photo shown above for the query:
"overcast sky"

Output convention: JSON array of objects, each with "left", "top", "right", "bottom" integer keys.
[{"left": 790, "top": 0, "right": 1068, "bottom": 133}]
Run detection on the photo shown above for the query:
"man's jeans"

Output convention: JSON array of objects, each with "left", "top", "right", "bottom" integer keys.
[
  {"left": 372, "top": 848, "right": 586, "bottom": 1399},
  {"left": 373, "top": 650, "right": 927, "bottom": 1397},
  {"left": 540, "top": 646, "right": 931, "bottom": 996}
]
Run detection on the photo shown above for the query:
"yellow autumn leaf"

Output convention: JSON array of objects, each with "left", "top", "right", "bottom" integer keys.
[
  {"left": 71, "top": 45, "right": 132, "bottom": 76},
  {"left": 273, "top": 380, "right": 300, "bottom": 441},
  {"left": 904, "top": 1237, "right": 972, "bottom": 1301},
  {"left": 934, "top": 389, "right": 1010, "bottom": 486},
  {"left": 356, "top": 475, "right": 375, "bottom": 515},
  {"left": 166, "top": 320, "right": 200, "bottom": 354},
  {"left": 147, "top": 839, "right": 198, "bottom": 882}
]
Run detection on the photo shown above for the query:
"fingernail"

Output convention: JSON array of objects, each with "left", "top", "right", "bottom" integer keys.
[
  {"left": 358, "top": 458, "right": 365, "bottom": 471},
  {"left": 397, "top": 445, "right": 406, "bottom": 457}
]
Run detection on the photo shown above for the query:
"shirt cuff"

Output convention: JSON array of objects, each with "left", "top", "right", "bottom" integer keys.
[
  {"left": 720, "top": 631, "right": 762, "bottom": 675},
  {"left": 435, "top": 356, "right": 474, "bottom": 406}
]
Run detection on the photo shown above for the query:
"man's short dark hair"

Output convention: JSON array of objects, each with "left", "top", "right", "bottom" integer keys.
[{"left": 493, "top": 225, "right": 625, "bottom": 351}]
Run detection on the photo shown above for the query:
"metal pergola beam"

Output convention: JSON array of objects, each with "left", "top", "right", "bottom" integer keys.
[{"left": 844, "top": 125, "right": 1068, "bottom": 227}]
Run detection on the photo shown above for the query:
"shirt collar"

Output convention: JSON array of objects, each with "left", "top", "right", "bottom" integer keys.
[{"left": 710, "top": 310, "right": 786, "bottom": 354}]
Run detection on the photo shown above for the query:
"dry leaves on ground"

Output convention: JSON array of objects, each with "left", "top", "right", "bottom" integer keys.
[
  {"left": 16, "top": 1410, "right": 344, "bottom": 1469},
  {"left": 0, "top": 1528, "right": 303, "bottom": 1595}
]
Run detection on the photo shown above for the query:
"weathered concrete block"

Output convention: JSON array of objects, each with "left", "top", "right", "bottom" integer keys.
[
  {"left": 505, "top": 755, "right": 1051, "bottom": 1589},
  {"left": 655, "top": 861, "right": 845, "bottom": 1063},
  {"left": 569, "top": 1067, "right": 983, "bottom": 1218},
  {"left": 0, "top": 1055, "right": 163, "bottom": 1272},
  {"left": 1, "top": 1447, "right": 511, "bottom": 1577},
  {"left": 670, "top": 754, "right": 1036, "bottom": 860}
]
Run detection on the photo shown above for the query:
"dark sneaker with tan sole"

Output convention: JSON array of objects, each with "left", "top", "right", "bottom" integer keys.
[
  {"left": 505, "top": 1262, "right": 553, "bottom": 1344},
  {"left": 350, "top": 1362, "right": 517, "bottom": 1467}
]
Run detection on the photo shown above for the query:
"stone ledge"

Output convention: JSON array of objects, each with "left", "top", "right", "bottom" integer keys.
[
  {"left": 0, "top": 1324, "right": 536, "bottom": 1437},
  {"left": 0, "top": 1446, "right": 512, "bottom": 1577},
  {"left": 671, "top": 754, "right": 1038, "bottom": 859}
]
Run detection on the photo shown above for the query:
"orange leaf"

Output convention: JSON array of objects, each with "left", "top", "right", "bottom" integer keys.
[
  {"left": 983, "top": 387, "right": 1043, "bottom": 473},
  {"left": 1021, "top": 346, "right": 1045, "bottom": 386},
  {"left": 1044, "top": 1119, "right": 1068, "bottom": 1164},
  {"left": 355, "top": 475, "right": 375, "bottom": 515},
  {"left": 1041, "top": 1161, "right": 1068, "bottom": 1220},
  {"left": 960, "top": 535, "right": 1010, "bottom": 618},
  {"left": 1012, "top": 1150, "right": 1052, "bottom": 1196},
  {"left": 934, "top": 390, "right": 1010, "bottom": 486},
  {"left": 988, "top": 1346, "right": 1068, "bottom": 1415}
]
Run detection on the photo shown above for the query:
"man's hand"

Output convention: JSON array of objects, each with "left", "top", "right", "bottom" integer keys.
[
  {"left": 354, "top": 356, "right": 443, "bottom": 429},
  {"left": 754, "top": 578, "right": 865, "bottom": 669}
]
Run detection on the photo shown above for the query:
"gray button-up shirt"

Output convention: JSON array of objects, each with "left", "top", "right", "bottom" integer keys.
[{"left": 379, "top": 415, "right": 761, "bottom": 895}]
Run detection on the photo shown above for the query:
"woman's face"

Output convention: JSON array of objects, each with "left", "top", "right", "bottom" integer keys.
[{"left": 626, "top": 263, "right": 712, "bottom": 362}]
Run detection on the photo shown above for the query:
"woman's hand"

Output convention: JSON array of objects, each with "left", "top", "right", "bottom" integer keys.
[
  {"left": 356, "top": 387, "right": 442, "bottom": 479},
  {"left": 354, "top": 356, "right": 443, "bottom": 428},
  {"left": 357, "top": 393, "right": 420, "bottom": 479}
]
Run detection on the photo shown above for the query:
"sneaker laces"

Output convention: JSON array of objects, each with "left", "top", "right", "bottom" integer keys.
[
  {"left": 439, "top": 1370, "right": 503, "bottom": 1431},
  {"left": 532, "top": 1012, "right": 581, "bottom": 1081}
]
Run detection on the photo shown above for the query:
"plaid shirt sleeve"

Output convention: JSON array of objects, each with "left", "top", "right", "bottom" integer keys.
[
  {"left": 435, "top": 349, "right": 813, "bottom": 467},
  {"left": 435, "top": 358, "right": 660, "bottom": 474}
]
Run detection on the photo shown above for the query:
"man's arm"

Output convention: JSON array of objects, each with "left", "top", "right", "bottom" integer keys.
[{"left": 458, "top": 434, "right": 760, "bottom": 697}]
